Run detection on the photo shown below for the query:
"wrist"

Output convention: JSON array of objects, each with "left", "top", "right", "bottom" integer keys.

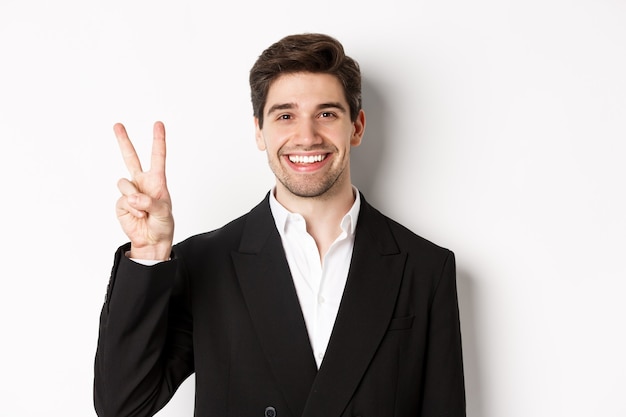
[{"left": 128, "top": 243, "right": 172, "bottom": 261}]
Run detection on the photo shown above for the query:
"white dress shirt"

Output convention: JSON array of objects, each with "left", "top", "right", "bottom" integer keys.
[{"left": 269, "top": 188, "right": 360, "bottom": 368}]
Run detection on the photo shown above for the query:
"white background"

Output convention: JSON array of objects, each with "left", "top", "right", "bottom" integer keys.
[{"left": 1, "top": 0, "right": 624, "bottom": 416}]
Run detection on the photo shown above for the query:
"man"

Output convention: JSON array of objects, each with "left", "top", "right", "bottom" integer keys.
[{"left": 94, "top": 33, "right": 466, "bottom": 417}]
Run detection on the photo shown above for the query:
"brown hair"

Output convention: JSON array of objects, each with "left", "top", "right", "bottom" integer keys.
[{"left": 249, "top": 33, "right": 362, "bottom": 128}]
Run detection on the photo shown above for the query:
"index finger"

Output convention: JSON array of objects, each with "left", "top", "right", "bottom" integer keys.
[
  {"left": 114, "top": 123, "right": 143, "bottom": 177},
  {"left": 150, "top": 121, "right": 166, "bottom": 175}
]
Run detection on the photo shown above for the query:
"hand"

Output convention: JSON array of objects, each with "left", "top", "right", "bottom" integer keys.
[{"left": 114, "top": 121, "right": 174, "bottom": 260}]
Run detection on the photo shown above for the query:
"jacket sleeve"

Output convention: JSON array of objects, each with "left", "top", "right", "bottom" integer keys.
[
  {"left": 420, "top": 251, "right": 466, "bottom": 416},
  {"left": 94, "top": 244, "right": 194, "bottom": 417}
]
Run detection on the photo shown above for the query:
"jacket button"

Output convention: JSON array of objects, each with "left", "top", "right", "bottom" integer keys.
[{"left": 265, "top": 406, "right": 276, "bottom": 417}]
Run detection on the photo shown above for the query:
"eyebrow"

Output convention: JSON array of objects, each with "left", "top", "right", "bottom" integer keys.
[{"left": 265, "top": 102, "right": 348, "bottom": 116}]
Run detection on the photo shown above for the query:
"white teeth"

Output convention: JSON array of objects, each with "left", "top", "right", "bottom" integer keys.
[{"left": 288, "top": 154, "right": 326, "bottom": 164}]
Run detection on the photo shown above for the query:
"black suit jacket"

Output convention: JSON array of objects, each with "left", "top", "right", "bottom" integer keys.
[{"left": 94, "top": 194, "right": 465, "bottom": 417}]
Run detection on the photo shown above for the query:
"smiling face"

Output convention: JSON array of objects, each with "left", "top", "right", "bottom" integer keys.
[{"left": 255, "top": 72, "right": 365, "bottom": 202}]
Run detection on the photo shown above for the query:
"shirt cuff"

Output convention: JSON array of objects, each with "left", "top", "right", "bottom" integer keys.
[{"left": 125, "top": 251, "right": 171, "bottom": 266}]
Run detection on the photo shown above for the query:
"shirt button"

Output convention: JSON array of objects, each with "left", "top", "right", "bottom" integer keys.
[
  {"left": 318, "top": 295, "right": 325, "bottom": 305},
  {"left": 265, "top": 406, "right": 276, "bottom": 417}
]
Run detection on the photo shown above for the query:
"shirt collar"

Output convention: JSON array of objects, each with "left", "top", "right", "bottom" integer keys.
[{"left": 269, "top": 186, "right": 361, "bottom": 237}]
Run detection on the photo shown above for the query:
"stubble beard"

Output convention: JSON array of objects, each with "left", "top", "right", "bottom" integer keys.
[{"left": 269, "top": 153, "right": 348, "bottom": 199}]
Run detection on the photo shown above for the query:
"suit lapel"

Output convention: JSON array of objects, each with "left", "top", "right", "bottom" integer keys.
[
  {"left": 231, "top": 196, "right": 317, "bottom": 417},
  {"left": 302, "top": 198, "right": 408, "bottom": 417}
]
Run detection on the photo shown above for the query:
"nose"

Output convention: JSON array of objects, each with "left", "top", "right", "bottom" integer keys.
[{"left": 292, "top": 119, "right": 322, "bottom": 146}]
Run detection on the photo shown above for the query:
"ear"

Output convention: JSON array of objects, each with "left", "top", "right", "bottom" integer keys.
[
  {"left": 254, "top": 117, "right": 266, "bottom": 151},
  {"left": 350, "top": 109, "right": 366, "bottom": 147}
]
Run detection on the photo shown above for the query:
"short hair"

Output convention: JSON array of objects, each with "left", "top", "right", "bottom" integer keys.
[{"left": 249, "top": 33, "right": 362, "bottom": 128}]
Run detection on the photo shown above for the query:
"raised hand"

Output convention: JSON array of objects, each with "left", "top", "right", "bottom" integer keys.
[{"left": 114, "top": 121, "right": 174, "bottom": 261}]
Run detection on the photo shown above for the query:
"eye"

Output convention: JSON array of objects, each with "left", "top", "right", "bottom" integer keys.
[
  {"left": 319, "top": 111, "right": 336, "bottom": 119},
  {"left": 278, "top": 114, "right": 291, "bottom": 120}
]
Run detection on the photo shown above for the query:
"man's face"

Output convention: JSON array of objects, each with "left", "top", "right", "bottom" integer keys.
[{"left": 255, "top": 72, "right": 365, "bottom": 200}]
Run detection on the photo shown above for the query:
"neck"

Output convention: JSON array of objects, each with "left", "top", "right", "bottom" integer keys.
[{"left": 275, "top": 178, "right": 356, "bottom": 260}]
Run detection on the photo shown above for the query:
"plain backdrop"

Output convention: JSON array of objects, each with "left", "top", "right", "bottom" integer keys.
[{"left": 1, "top": 0, "right": 624, "bottom": 416}]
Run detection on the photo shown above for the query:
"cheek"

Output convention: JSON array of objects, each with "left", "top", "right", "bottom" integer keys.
[{"left": 259, "top": 131, "right": 290, "bottom": 154}]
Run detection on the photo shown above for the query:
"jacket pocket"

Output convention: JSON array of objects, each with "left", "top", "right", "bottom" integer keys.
[{"left": 387, "top": 315, "right": 415, "bottom": 331}]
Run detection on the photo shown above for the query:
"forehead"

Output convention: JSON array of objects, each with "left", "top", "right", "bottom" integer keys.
[{"left": 265, "top": 72, "right": 347, "bottom": 112}]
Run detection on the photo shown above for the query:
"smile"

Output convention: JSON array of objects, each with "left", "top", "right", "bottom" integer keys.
[{"left": 288, "top": 154, "right": 327, "bottom": 164}]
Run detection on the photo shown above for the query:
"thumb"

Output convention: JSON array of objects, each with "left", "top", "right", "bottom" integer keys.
[{"left": 128, "top": 193, "right": 171, "bottom": 219}]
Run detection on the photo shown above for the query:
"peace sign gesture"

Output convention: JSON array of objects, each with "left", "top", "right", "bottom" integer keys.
[{"left": 114, "top": 121, "right": 174, "bottom": 261}]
